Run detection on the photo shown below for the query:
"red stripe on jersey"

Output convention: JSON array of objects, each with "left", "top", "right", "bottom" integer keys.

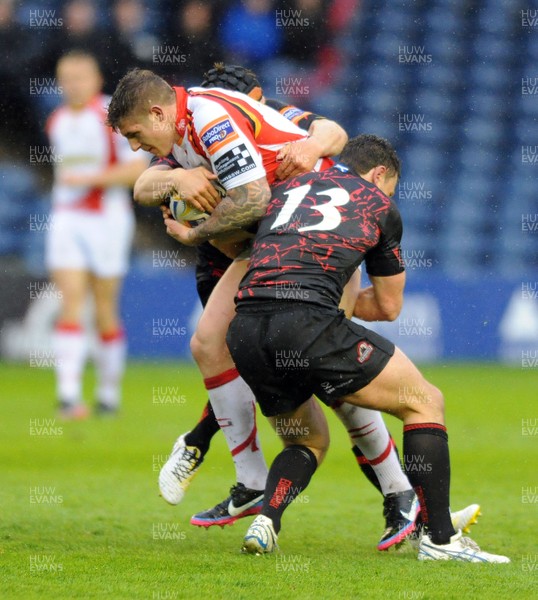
[
  {"left": 187, "top": 109, "right": 207, "bottom": 157},
  {"left": 76, "top": 96, "right": 119, "bottom": 211},
  {"left": 192, "top": 89, "right": 261, "bottom": 135},
  {"left": 76, "top": 187, "right": 103, "bottom": 211},
  {"left": 45, "top": 105, "right": 68, "bottom": 137},
  {"left": 173, "top": 87, "right": 189, "bottom": 141},
  {"left": 204, "top": 367, "right": 240, "bottom": 390},
  {"left": 190, "top": 89, "right": 311, "bottom": 185}
]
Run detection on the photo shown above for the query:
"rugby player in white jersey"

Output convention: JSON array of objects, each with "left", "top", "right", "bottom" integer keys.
[
  {"left": 107, "top": 67, "right": 480, "bottom": 549},
  {"left": 46, "top": 51, "right": 148, "bottom": 419}
]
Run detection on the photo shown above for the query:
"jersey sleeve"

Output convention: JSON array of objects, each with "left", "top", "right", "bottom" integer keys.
[
  {"left": 149, "top": 153, "right": 181, "bottom": 169},
  {"left": 364, "top": 202, "right": 405, "bottom": 277},
  {"left": 264, "top": 98, "right": 325, "bottom": 131},
  {"left": 193, "top": 100, "right": 267, "bottom": 191}
]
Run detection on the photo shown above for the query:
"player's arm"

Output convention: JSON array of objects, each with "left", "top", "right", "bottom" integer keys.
[
  {"left": 353, "top": 201, "right": 405, "bottom": 321},
  {"left": 264, "top": 99, "right": 347, "bottom": 180},
  {"left": 353, "top": 272, "right": 405, "bottom": 321},
  {"left": 275, "top": 118, "right": 347, "bottom": 180},
  {"left": 134, "top": 163, "right": 220, "bottom": 211},
  {"left": 60, "top": 157, "right": 148, "bottom": 188},
  {"left": 164, "top": 177, "right": 271, "bottom": 246}
]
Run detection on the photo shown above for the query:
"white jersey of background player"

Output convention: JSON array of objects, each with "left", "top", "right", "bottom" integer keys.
[{"left": 45, "top": 51, "right": 147, "bottom": 419}]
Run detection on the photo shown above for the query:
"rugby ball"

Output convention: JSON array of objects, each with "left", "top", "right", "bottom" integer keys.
[{"left": 169, "top": 195, "right": 209, "bottom": 225}]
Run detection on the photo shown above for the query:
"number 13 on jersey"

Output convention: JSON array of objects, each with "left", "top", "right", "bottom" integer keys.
[{"left": 270, "top": 184, "right": 350, "bottom": 233}]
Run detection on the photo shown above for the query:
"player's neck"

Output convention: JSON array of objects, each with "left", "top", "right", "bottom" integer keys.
[{"left": 65, "top": 94, "right": 101, "bottom": 112}]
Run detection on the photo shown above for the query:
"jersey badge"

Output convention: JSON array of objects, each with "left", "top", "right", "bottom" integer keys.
[{"left": 200, "top": 117, "right": 239, "bottom": 155}]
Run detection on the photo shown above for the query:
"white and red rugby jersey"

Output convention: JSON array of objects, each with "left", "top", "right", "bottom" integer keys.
[
  {"left": 47, "top": 94, "right": 138, "bottom": 211},
  {"left": 170, "top": 86, "right": 333, "bottom": 190}
]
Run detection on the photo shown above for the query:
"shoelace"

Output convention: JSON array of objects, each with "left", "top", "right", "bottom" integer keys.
[
  {"left": 229, "top": 484, "right": 244, "bottom": 501},
  {"left": 171, "top": 448, "right": 199, "bottom": 480},
  {"left": 460, "top": 536, "right": 481, "bottom": 552}
]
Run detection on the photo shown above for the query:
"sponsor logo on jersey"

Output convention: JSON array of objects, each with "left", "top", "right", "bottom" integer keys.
[
  {"left": 200, "top": 117, "right": 238, "bottom": 155},
  {"left": 335, "top": 163, "right": 349, "bottom": 173},
  {"left": 357, "top": 341, "right": 374, "bottom": 363},
  {"left": 214, "top": 144, "right": 257, "bottom": 184},
  {"left": 282, "top": 106, "right": 305, "bottom": 122}
]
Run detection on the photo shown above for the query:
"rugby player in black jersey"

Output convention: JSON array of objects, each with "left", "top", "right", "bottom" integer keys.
[{"left": 221, "top": 134, "right": 509, "bottom": 562}]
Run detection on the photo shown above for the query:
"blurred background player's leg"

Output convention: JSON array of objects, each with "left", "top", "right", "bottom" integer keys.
[
  {"left": 91, "top": 274, "right": 126, "bottom": 414},
  {"left": 51, "top": 268, "right": 90, "bottom": 420}
]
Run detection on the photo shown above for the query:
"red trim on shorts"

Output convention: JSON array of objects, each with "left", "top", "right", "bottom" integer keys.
[
  {"left": 203, "top": 367, "right": 239, "bottom": 390},
  {"left": 99, "top": 329, "right": 124, "bottom": 343},
  {"left": 368, "top": 438, "right": 394, "bottom": 466},
  {"left": 355, "top": 455, "right": 369, "bottom": 465},
  {"left": 56, "top": 322, "right": 82, "bottom": 333},
  {"left": 231, "top": 424, "right": 259, "bottom": 456},
  {"left": 403, "top": 423, "right": 446, "bottom": 433}
]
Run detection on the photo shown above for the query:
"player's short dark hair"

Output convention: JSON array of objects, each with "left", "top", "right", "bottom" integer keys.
[
  {"left": 339, "top": 134, "right": 401, "bottom": 178},
  {"left": 106, "top": 68, "right": 175, "bottom": 130},
  {"left": 200, "top": 63, "right": 262, "bottom": 95}
]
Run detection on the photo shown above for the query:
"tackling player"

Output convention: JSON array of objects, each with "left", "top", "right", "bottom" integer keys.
[
  {"left": 109, "top": 67, "right": 478, "bottom": 547},
  {"left": 225, "top": 134, "right": 510, "bottom": 562},
  {"left": 46, "top": 51, "right": 147, "bottom": 419}
]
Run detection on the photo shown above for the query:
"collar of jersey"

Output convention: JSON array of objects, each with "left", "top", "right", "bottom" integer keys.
[{"left": 173, "top": 87, "right": 189, "bottom": 143}]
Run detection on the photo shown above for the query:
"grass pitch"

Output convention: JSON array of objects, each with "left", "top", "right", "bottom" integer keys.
[{"left": 1, "top": 361, "right": 536, "bottom": 599}]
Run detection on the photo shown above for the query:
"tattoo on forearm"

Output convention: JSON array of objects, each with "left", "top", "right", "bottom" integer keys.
[{"left": 189, "top": 177, "right": 271, "bottom": 243}]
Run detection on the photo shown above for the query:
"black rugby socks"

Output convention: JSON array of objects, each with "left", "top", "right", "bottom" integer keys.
[
  {"left": 261, "top": 445, "right": 318, "bottom": 533},
  {"left": 403, "top": 423, "right": 456, "bottom": 544},
  {"left": 184, "top": 401, "right": 220, "bottom": 456}
]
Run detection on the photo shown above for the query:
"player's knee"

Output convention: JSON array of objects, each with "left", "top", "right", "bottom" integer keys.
[
  {"left": 305, "top": 431, "right": 330, "bottom": 466},
  {"left": 190, "top": 331, "right": 214, "bottom": 362},
  {"left": 190, "top": 329, "right": 224, "bottom": 364},
  {"left": 311, "top": 443, "right": 329, "bottom": 466},
  {"left": 308, "top": 434, "right": 330, "bottom": 466},
  {"left": 428, "top": 385, "right": 445, "bottom": 419},
  {"left": 190, "top": 332, "right": 203, "bottom": 361}
]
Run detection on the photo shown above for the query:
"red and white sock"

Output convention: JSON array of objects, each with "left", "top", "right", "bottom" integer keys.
[
  {"left": 333, "top": 402, "right": 411, "bottom": 495},
  {"left": 204, "top": 368, "right": 268, "bottom": 491},
  {"left": 95, "top": 329, "right": 126, "bottom": 409},
  {"left": 53, "top": 322, "right": 87, "bottom": 405}
]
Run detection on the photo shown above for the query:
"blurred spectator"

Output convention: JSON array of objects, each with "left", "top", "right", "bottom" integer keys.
[
  {"left": 102, "top": 0, "right": 158, "bottom": 83},
  {"left": 220, "top": 0, "right": 283, "bottom": 66},
  {"left": 38, "top": 0, "right": 108, "bottom": 87},
  {"left": 278, "top": 0, "right": 328, "bottom": 65},
  {"left": 0, "top": 0, "right": 42, "bottom": 152},
  {"left": 159, "top": 0, "right": 222, "bottom": 86}
]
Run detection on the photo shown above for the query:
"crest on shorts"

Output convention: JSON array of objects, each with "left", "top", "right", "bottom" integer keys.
[{"left": 357, "top": 341, "right": 374, "bottom": 363}]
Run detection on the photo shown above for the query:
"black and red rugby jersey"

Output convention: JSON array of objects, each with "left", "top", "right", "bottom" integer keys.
[{"left": 237, "top": 165, "right": 404, "bottom": 310}]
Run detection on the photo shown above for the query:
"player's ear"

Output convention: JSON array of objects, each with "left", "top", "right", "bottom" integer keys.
[
  {"left": 372, "top": 165, "right": 387, "bottom": 186},
  {"left": 149, "top": 105, "right": 165, "bottom": 121}
]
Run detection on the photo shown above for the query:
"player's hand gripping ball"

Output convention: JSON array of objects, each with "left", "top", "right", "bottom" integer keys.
[{"left": 168, "top": 194, "right": 210, "bottom": 227}]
